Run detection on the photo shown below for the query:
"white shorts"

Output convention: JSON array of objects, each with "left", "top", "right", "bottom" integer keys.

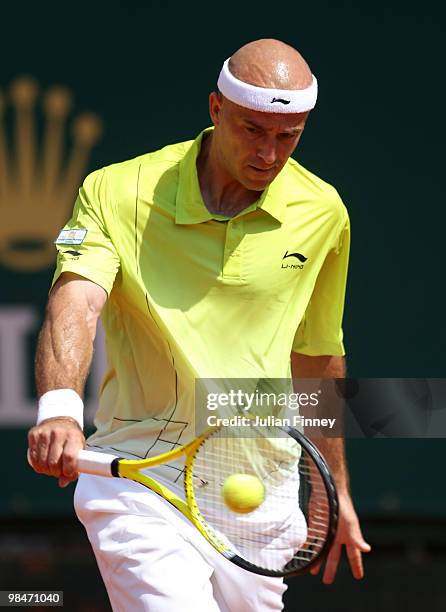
[{"left": 74, "top": 473, "right": 287, "bottom": 612}]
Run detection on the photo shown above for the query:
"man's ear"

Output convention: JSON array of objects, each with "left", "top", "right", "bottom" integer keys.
[{"left": 209, "top": 91, "right": 223, "bottom": 126}]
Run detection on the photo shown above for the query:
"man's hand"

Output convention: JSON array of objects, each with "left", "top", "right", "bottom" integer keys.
[
  {"left": 310, "top": 490, "right": 371, "bottom": 584},
  {"left": 28, "top": 417, "right": 85, "bottom": 488}
]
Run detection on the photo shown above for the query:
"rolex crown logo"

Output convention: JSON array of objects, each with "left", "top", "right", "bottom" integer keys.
[{"left": 0, "top": 76, "right": 103, "bottom": 271}]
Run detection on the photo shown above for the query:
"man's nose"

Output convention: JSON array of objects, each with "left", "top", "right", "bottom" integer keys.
[{"left": 256, "top": 137, "right": 277, "bottom": 166}]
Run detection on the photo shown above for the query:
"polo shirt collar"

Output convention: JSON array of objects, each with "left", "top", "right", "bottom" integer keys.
[
  {"left": 256, "top": 174, "right": 287, "bottom": 224},
  {"left": 175, "top": 129, "right": 214, "bottom": 224},
  {"left": 175, "top": 127, "right": 288, "bottom": 225}
]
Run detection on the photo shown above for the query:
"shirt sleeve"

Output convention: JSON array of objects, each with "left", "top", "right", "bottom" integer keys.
[
  {"left": 51, "top": 168, "right": 120, "bottom": 295},
  {"left": 292, "top": 212, "right": 350, "bottom": 356}
]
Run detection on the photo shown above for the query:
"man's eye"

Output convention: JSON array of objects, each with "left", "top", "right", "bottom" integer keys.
[
  {"left": 245, "top": 126, "right": 258, "bottom": 134},
  {"left": 281, "top": 132, "right": 296, "bottom": 139}
]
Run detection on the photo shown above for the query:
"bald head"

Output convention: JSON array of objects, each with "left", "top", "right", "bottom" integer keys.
[{"left": 228, "top": 39, "right": 312, "bottom": 90}]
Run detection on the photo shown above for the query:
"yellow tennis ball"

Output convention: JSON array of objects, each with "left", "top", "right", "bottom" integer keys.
[{"left": 222, "top": 473, "right": 265, "bottom": 514}]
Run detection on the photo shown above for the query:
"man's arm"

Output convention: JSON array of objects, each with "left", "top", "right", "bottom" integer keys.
[
  {"left": 28, "top": 272, "right": 107, "bottom": 487},
  {"left": 291, "top": 352, "right": 371, "bottom": 584}
]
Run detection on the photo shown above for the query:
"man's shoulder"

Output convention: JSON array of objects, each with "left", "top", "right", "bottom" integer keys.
[
  {"left": 101, "top": 137, "right": 195, "bottom": 183},
  {"left": 79, "top": 137, "right": 196, "bottom": 218},
  {"left": 84, "top": 140, "right": 194, "bottom": 196},
  {"left": 283, "top": 157, "right": 347, "bottom": 218}
]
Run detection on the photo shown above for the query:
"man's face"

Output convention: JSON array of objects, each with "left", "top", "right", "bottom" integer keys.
[{"left": 209, "top": 92, "right": 309, "bottom": 191}]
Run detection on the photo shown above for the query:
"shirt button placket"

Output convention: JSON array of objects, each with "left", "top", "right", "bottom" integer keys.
[{"left": 222, "top": 219, "right": 243, "bottom": 280}]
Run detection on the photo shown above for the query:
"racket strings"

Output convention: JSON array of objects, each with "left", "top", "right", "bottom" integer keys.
[{"left": 190, "top": 428, "right": 332, "bottom": 573}]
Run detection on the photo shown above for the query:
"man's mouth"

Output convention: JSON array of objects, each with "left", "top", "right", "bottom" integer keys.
[{"left": 248, "top": 165, "right": 275, "bottom": 173}]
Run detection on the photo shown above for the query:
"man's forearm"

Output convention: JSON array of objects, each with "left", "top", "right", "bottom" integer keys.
[
  {"left": 311, "top": 437, "right": 349, "bottom": 495},
  {"left": 291, "top": 352, "right": 350, "bottom": 494},
  {"left": 35, "top": 290, "right": 94, "bottom": 398}
]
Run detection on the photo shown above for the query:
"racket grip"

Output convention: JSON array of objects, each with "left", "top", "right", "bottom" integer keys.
[{"left": 77, "top": 449, "right": 119, "bottom": 477}]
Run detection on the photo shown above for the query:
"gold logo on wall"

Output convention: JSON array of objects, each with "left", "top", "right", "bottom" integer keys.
[{"left": 0, "top": 77, "right": 103, "bottom": 271}]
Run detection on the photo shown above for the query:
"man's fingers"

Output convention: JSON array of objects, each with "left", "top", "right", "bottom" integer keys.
[
  {"left": 322, "top": 543, "right": 341, "bottom": 585},
  {"left": 61, "top": 437, "right": 84, "bottom": 480},
  {"left": 28, "top": 430, "right": 51, "bottom": 473},
  {"left": 309, "top": 561, "right": 322, "bottom": 575},
  {"left": 47, "top": 436, "right": 66, "bottom": 477},
  {"left": 360, "top": 540, "right": 372, "bottom": 554},
  {"left": 58, "top": 476, "right": 74, "bottom": 488},
  {"left": 346, "top": 539, "right": 372, "bottom": 580},
  {"left": 346, "top": 544, "right": 364, "bottom": 579}
]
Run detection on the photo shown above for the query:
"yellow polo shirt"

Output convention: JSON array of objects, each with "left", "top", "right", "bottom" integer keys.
[{"left": 52, "top": 128, "right": 350, "bottom": 476}]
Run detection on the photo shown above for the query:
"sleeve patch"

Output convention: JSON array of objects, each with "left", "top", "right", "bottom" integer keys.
[{"left": 55, "top": 228, "right": 88, "bottom": 245}]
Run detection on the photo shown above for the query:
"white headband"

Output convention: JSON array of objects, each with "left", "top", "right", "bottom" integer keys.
[{"left": 217, "top": 58, "right": 318, "bottom": 114}]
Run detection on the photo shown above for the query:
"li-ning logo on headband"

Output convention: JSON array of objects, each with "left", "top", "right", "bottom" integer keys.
[{"left": 271, "top": 97, "right": 291, "bottom": 105}]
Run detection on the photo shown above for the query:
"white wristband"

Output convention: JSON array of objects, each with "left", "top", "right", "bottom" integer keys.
[{"left": 37, "top": 389, "right": 84, "bottom": 430}]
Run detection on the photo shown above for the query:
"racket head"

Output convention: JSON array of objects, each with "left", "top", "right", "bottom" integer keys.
[{"left": 185, "top": 425, "right": 338, "bottom": 577}]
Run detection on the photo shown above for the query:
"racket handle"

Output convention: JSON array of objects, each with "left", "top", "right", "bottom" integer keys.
[{"left": 77, "top": 449, "right": 119, "bottom": 477}]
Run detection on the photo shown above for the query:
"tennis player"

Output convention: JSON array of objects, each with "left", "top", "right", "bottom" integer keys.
[{"left": 28, "top": 38, "right": 370, "bottom": 611}]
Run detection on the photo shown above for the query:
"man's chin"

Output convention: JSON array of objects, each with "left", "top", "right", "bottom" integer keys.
[
  {"left": 243, "top": 176, "right": 276, "bottom": 191},
  {"left": 239, "top": 172, "right": 277, "bottom": 190}
]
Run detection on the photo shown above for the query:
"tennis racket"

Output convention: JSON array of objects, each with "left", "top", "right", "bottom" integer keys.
[{"left": 75, "top": 423, "right": 338, "bottom": 577}]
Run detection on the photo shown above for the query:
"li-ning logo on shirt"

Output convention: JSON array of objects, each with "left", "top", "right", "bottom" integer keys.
[
  {"left": 62, "top": 250, "right": 82, "bottom": 260},
  {"left": 281, "top": 250, "right": 308, "bottom": 270},
  {"left": 271, "top": 97, "right": 291, "bottom": 105}
]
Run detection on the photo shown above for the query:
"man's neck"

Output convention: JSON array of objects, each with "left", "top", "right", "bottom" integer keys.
[{"left": 196, "top": 133, "right": 261, "bottom": 217}]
